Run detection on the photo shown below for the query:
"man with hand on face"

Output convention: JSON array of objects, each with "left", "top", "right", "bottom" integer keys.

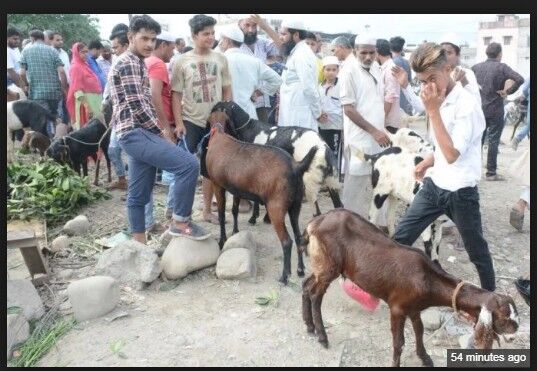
[
  {"left": 109, "top": 15, "right": 209, "bottom": 244},
  {"left": 393, "top": 43, "right": 495, "bottom": 292},
  {"left": 339, "top": 33, "right": 390, "bottom": 225},
  {"left": 277, "top": 20, "right": 324, "bottom": 132}
]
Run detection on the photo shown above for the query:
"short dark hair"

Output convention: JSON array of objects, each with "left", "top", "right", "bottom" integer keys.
[
  {"left": 7, "top": 26, "right": 21, "bottom": 38},
  {"left": 304, "top": 31, "right": 316, "bottom": 40},
  {"left": 440, "top": 42, "right": 460, "bottom": 56},
  {"left": 29, "top": 29, "right": 44, "bottom": 40},
  {"left": 175, "top": 37, "right": 184, "bottom": 44},
  {"left": 486, "top": 42, "right": 502, "bottom": 59},
  {"left": 389, "top": 36, "right": 405, "bottom": 53},
  {"left": 109, "top": 23, "right": 129, "bottom": 40},
  {"left": 230, "top": 39, "right": 242, "bottom": 48},
  {"left": 50, "top": 31, "right": 62, "bottom": 40},
  {"left": 115, "top": 33, "right": 129, "bottom": 46},
  {"left": 155, "top": 39, "right": 172, "bottom": 49},
  {"left": 288, "top": 28, "right": 308, "bottom": 41},
  {"left": 129, "top": 14, "right": 161, "bottom": 34},
  {"left": 189, "top": 14, "right": 216, "bottom": 35},
  {"left": 88, "top": 40, "right": 103, "bottom": 50},
  {"left": 376, "top": 39, "right": 392, "bottom": 57}
]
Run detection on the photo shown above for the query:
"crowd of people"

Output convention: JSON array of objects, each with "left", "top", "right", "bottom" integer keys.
[{"left": 7, "top": 14, "right": 530, "bottom": 291}]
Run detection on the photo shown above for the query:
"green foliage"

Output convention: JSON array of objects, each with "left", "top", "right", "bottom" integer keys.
[
  {"left": 7, "top": 158, "right": 110, "bottom": 224},
  {"left": 7, "top": 14, "right": 101, "bottom": 52}
]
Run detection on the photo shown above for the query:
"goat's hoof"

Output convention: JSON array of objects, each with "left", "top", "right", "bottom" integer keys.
[
  {"left": 318, "top": 338, "right": 329, "bottom": 348},
  {"left": 278, "top": 275, "right": 288, "bottom": 285},
  {"left": 232, "top": 229, "right": 239, "bottom": 234},
  {"left": 297, "top": 268, "right": 305, "bottom": 277},
  {"left": 421, "top": 354, "right": 434, "bottom": 367},
  {"left": 248, "top": 218, "right": 257, "bottom": 225},
  {"left": 306, "top": 325, "right": 315, "bottom": 334},
  {"left": 263, "top": 215, "right": 271, "bottom": 224}
]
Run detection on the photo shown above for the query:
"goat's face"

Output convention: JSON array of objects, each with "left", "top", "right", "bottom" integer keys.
[
  {"left": 46, "top": 140, "right": 71, "bottom": 164},
  {"left": 207, "top": 109, "right": 232, "bottom": 135},
  {"left": 474, "top": 294, "right": 519, "bottom": 349}
]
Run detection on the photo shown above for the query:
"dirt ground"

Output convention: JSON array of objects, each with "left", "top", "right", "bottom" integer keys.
[{"left": 8, "top": 119, "right": 530, "bottom": 367}]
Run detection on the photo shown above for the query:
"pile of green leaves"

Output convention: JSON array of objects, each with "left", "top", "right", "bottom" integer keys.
[{"left": 7, "top": 159, "right": 110, "bottom": 223}]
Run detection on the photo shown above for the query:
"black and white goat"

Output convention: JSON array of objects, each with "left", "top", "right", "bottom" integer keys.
[
  {"left": 209, "top": 101, "right": 343, "bottom": 224},
  {"left": 6, "top": 100, "right": 55, "bottom": 163},
  {"left": 356, "top": 127, "right": 452, "bottom": 263}
]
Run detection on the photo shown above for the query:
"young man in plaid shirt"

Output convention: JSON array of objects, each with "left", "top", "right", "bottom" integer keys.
[{"left": 109, "top": 14, "right": 210, "bottom": 243}]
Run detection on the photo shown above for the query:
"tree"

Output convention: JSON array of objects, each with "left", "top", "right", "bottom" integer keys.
[{"left": 7, "top": 14, "right": 101, "bottom": 53}]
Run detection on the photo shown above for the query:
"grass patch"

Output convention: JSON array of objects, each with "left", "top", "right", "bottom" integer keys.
[{"left": 10, "top": 313, "right": 75, "bottom": 367}]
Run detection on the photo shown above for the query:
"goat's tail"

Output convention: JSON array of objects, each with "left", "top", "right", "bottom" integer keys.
[{"left": 294, "top": 145, "right": 318, "bottom": 179}]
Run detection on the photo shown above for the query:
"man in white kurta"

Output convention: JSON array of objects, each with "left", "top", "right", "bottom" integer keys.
[
  {"left": 277, "top": 20, "right": 324, "bottom": 132},
  {"left": 219, "top": 25, "right": 282, "bottom": 120},
  {"left": 339, "top": 35, "right": 391, "bottom": 225}
]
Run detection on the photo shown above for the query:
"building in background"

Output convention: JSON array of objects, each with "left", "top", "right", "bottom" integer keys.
[{"left": 477, "top": 14, "right": 530, "bottom": 78}]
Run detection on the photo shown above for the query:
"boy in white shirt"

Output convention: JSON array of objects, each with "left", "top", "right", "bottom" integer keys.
[{"left": 392, "top": 43, "right": 496, "bottom": 292}]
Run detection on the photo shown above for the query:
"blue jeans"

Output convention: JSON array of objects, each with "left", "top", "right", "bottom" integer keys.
[
  {"left": 162, "top": 139, "right": 191, "bottom": 210},
  {"left": 109, "top": 129, "right": 126, "bottom": 177},
  {"left": 118, "top": 128, "right": 199, "bottom": 233}
]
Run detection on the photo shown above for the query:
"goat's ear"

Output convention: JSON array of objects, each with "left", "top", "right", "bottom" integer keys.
[
  {"left": 474, "top": 306, "right": 496, "bottom": 349},
  {"left": 385, "top": 126, "right": 399, "bottom": 134}
]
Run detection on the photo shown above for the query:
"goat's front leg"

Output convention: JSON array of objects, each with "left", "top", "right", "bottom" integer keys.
[
  {"left": 313, "top": 201, "right": 321, "bottom": 217},
  {"left": 231, "top": 195, "right": 240, "bottom": 234},
  {"left": 390, "top": 308, "right": 406, "bottom": 367},
  {"left": 302, "top": 275, "right": 316, "bottom": 333},
  {"left": 328, "top": 188, "right": 343, "bottom": 208},
  {"left": 82, "top": 158, "right": 89, "bottom": 178},
  {"left": 409, "top": 312, "right": 434, "bottom": 367},
  {"left": 213, "top": 185, "right": 227, "bottom": 249},
  {"left": 289, "top": 203, "right": 305, "bottom": 277},
  {"left": 248, "top": 201, "right": 259, "bottom": 225}
]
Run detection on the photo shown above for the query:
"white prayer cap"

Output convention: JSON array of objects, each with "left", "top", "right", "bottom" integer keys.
[
  {"left": 219, "top": 24, "right": 244, "bottom": 43},
  {"left": 281, "top": 20, "right": 308, "bottom": 31},
  {"left": 322, "top": 56, "right": 339, "bottom": 67},
  {"left": 354, "top": 33, "right": 377, "bottom": 46},
  {"left": 157, "top": 31, "right": 176, "bottom": 43}
]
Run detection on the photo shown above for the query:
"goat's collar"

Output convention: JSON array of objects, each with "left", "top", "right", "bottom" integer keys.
[{"left": 234, "top": 117, "right": 252, "bottom": 132}]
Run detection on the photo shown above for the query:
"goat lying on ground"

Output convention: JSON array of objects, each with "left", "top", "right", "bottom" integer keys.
[
  {"left": 300, "top": 209, "right": 519, "bottom": 367},
  {"left": 7, "top": 100, "right": 55, "bottom": 163},
  {"left": 21, "top": 131, "right": 51, "bottom": 157},
  {"left": 202, "top": 112, "right": 318, "bottom": 284},
  {"left": 356, "top": 127, "right": 452, "bottom": 263},
  {"left": 210, "top": 101, "right": 342, "bottom": 224}
]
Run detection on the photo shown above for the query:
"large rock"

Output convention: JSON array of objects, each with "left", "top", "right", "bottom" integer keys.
[
  {"left": 222, "top": 231, "right": 257, "bottom": 253},
  {"left": 161, "top": 237, "right": 220, "bottom": 280},
  {"left": 420, "top": 308, "right": 443, "bottom": 331},
  {"left": 216, "top": 248, "right": 256, "bottom": 280},
  {"left": 68, "top": 276, "right": 119, "bottom": 321},
  {"left": 7, "top": 280, "right": 44, "bottom": 321},
  {"left": 50, "top": 235, "right": 70, "bottom": 253},
  {"left": 7, "top": 312, "right": 30, "bottom": 361},
  {"left": 95, "top": 240, "right": 162, "bottom": 290},
  {"left": 63, "top": 215, "right": 90, "bottom": 236}
]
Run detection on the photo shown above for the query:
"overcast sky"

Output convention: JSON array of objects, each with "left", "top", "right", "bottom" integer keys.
[{"left": 94, "top": 14, "right": 530, "bottom": 47}]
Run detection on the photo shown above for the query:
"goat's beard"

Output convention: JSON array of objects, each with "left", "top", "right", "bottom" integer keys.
[
  {"left": 281, "top": 40, "right": 296, "bottom": 57},
  {"left": 243, "top": 32, "right": 257, "bottom": 45}
]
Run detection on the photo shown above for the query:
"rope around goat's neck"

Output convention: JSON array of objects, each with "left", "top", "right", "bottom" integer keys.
[{"left": 451, "top": 280, "right": 467, "bottom": 314}]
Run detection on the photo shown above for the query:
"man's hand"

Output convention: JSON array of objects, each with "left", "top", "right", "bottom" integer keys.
[
  {"left": 373, "top": 129, "right": 391, "bottom": 147},
  {"left": 161, "top": 127, "right": 176, "bottom": 145},
  {"left": 317, "top": 112, "right": 328, "bottom": 124},
  {"left": 174, "top": 122, "right": 186, "bottom": 139},
  {"left": 391, "top": 65, "right": 409, "bottom": 88},
  {"left": 452, "top": 67, "right": 468, "bottom": 87},
  {"left": 414, "top": 161, "right": 431, "bottom": 182},
  {"left": 249, "top": 14, "right": 268, "bottom": 29},
  {"left": 250, "top": 89, "right": 263, "bottom": 102},
  {"left": 420, "top": 82, "right": 445, "bottom": 113}
]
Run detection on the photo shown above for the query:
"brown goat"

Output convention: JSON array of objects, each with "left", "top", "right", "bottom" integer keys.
[
  {"left": 202, "top": 113, "right": 318, "bottom": 284},
  {"left": 21, "top": 131, "right": 51, "bottom": 156},
  {"left": 300, "top": 209, "right": 519, "bottom": 367}
]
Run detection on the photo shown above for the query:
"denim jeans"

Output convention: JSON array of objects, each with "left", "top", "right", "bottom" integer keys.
[
  {"left": 515, "top": 122, "right": 530, "bottom": 142},
  {"left": 393, "top": 177, "right": 496, "bottom": 291},
  {"left": 162, "top": 138, "right": 191, "bottom": 210},
  {"left": 118, "top": 128, "right": 199, "bottom": 233},
  {"left": 109, "top": 129, "right": 126, "bottom": 178},
  {"left": 481, "top": 115, "right": 504, "bottom": 176}
]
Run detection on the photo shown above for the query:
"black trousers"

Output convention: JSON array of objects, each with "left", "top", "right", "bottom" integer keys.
[
  {"left": 393, "top": 177, "right": 496, "bottom": 291},
  {"left": 482, "top": 115, "right": 504, "bottom": 176},
  {"left": 319, "top": 129, "right": 343, "bottom": 178}
]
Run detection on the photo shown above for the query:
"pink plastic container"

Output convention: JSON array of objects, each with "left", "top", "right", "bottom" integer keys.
[{"left": 340, "top": 279, "right": 380, "bottom": 312}]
